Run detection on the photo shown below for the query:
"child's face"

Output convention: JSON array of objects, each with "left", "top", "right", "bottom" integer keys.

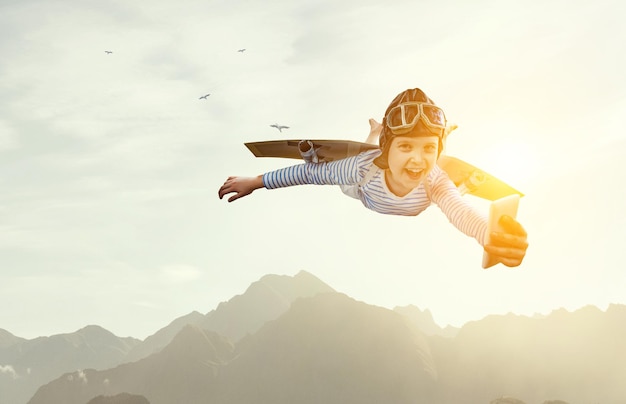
[{"left": 384, "top": 135, "right": 439, "bottom": 197}]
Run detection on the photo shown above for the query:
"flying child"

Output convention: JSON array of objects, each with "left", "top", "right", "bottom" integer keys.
[{"left": 218, "top": 88, "right": 528, "bottom": 267}]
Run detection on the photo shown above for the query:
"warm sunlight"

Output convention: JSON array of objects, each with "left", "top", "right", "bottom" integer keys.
[
  {"left": 472, "top": 138, "right": 537, "bottom": 192},
  {"left": 4, "top": 0, "right": 625, "bottom": 402}
]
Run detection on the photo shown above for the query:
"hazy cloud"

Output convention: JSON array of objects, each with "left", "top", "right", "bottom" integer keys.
[
  {"left": 67, "top": 369, "right": 88, "bottom": 384},
  {"left": 159, "top": 265, "right": 204, "bottom": 283},
  {"left": 0, "top": 364, "right": 18, "bottom": 379}
]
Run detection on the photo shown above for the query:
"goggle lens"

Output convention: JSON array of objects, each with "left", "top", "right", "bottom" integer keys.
[
  {"left": 386, "top": 102, "right": 446, "bottom": 136},
  {"left": 422, "top": 104, "right": 446, "bottom": 127}
]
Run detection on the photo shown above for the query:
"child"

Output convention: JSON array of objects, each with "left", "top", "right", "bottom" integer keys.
[{"left": 218, "top": 88, "right": 528, "bottom": 267}]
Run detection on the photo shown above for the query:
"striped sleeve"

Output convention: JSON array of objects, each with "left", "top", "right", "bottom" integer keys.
[
  {"left": 262, "top": 150, "right": 380, "bottom": 189},
  {"left": 430, "top": 167, "right": 489, "bottom": 246}
]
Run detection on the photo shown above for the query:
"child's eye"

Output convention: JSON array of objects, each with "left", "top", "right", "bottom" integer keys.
[
  {"left": 398, "top": 143, "right": 412, "bottom": 151},
  {"left": 424, "top": 144, "right": 437, "bottom": 153}
]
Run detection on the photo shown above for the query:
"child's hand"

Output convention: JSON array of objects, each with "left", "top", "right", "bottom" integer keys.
[
  {"left": 218, "top": 176, "right": 264, "bottom": 202},
  {"left": 483, "top": 215, "right": 528, "bottom": 267},
  {"left": 364, "top": 118, "right": 383, "bottom": 145}
]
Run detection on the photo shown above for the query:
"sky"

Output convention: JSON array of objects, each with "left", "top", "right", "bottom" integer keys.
[{"left": 1, "top": 0, "right": 625, "bottom": 340}]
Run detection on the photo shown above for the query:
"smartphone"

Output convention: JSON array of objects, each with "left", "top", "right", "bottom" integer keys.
[{"left": 482, "top": 194, "right": 520, "bottom": 269}]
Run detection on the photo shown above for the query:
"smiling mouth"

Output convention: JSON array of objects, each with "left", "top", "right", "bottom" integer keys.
[{"left": 405, "top": 168, "right": 424, "bottom": 180}]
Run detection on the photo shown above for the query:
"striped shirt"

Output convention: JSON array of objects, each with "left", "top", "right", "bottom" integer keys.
[{"left": 262, "top": 149, "right": 488, "bottom": 245}]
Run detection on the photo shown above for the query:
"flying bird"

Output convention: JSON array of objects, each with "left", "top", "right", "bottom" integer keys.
[
  {"left": 104, "top": 50, "right": 113, "bottom": 54},
  {"left": 270, "top": 123, "right": 289, "bottom": 132},
  {"left": 199, "top": 93, "right": 211, "bottom": 100},
  {"left": 237, "top": 48, "right": 246, "bottom": 53}
]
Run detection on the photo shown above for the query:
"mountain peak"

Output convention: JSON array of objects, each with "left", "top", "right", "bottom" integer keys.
[
  {"left": 22, "top": 293, "right": 625, "bottom": 404},
  {"left": 123, "top": 311, "right": 206, "bottom": 363},
  {"left": 0, "top": 328, "right": 25, "bottom": 348},
  {"left": 75, "top": 325, "right": 116, "bottom": 338},
  {"left": 202, "top": 271, "right": 335, "bottom": 342},
  {"left": 245, "top": 270, "right": 335, "bottom": 303},
  {"left": 219, "top": 292, "right": 438, "bottom": 403},
  {"left": 124, "top": 271, "right": 334, "bottom": 363}
]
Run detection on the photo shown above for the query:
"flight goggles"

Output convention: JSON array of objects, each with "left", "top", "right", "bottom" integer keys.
[{"left": 386, "top": 102, "right": 447, "bottom": 136}]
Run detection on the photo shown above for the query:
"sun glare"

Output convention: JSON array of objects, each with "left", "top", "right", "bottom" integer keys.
[{"left": 472, "top": 139, "right": 537, "bottom": 192}]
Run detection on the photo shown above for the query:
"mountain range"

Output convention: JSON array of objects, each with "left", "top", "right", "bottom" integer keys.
[
  {"left": 1, "top": 270, "right": 624, "bottom": 404},
  {"left": 0, "top": 325, "right": 140, "bottom": 404}
]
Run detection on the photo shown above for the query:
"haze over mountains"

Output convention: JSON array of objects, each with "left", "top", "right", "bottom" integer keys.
[{"left": 1, "top": 271, "right": 624, "bottom": 404}]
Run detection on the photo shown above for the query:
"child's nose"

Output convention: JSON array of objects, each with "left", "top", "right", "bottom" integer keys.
[{"left": 410, "top": 151, "right": 424, "bottom": 162}]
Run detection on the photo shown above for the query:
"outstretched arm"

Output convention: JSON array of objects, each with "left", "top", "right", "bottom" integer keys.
[
  {"left": 218, "top": 175, "right": 264, "bottom": 202},
  {"left": 431, "top": 174, "right": 528, "bottom": 267},
  {"left": 483, "top": 215, "right": 528, "bottom": 267}
]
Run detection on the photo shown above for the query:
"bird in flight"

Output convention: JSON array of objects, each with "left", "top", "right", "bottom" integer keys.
[
  {"left": 104, "top": 50, "right": 113, "bottom": 54},
  {"left": 237, "top": 48, "right": 246, "bottom": 53},
  {"left": 270, "top": 123, "right": 289, "bottom": 132},
  {"left": 199, "top": 93, "right": 211, "bottom": 100}
]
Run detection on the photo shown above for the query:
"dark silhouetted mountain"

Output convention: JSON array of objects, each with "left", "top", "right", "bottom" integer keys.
[
  {"left": 9, "top": 272, "right": 626, "bottom": 404},
  {"left": 217, "top": 292, "right": 438, "bottom": 404},
  {"left": 29, "top": 325, "right": 234, "bottom": 404},
  {"left": 0, "top": 328, "right": 26, "bottom": 349},
  {"left": 393, "top": 304, "right": 459, "bottom": 337},
  {"left": 200, "top": 270, "right": 336, "bottom": 340},
  {"left": 122, "top": 311, "right": 206, "bottom": 362},
  {"left": 87, "top": 393, "right": 150, "bottom": 404},
  {"left": 14, "top": 325, "right": 139, "bottom": 373},
  {"left": 0, "top": 325, "right": 140, "bottom": 404},
  {"left": 125, "top": 270, "right": 334, "bottom": 362},
  {"left": 24, "top": 296, "right": 626, "bottom": 404},
  {"left": 28, "top": 292, "right": 437, "bottom": 404}
]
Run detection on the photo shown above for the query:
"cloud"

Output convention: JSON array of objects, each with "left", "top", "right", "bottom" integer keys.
[
  {"left": 0, "top": 364, "right": 18, "bottom": 379},
  {"left": 158, "top": 264, "right": 204, "bottom": 283},
  {"left": 131, "top": 300, "right": 161, "bottom": 309},
  {"left": 67, "top": 369, "right": 88, "bottom": 384}
]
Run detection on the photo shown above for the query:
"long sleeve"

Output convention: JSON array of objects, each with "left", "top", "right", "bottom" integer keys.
[
  {"left": 261, "top": 150, "right": 489, "bottom": 245},
  {"left": 262, "top": 151, "right": 379, "bottom": 189},
  {"left": 430, "top": 168, "right": 489, "bottom": 246}
]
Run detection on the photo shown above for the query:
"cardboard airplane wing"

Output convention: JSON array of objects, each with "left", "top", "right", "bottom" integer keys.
[
  {"left": 245, "top": 139, "right": 379, "bottom": 162},
  {"left": 437, "top": 155, "right": 524, "bottom": 200}
]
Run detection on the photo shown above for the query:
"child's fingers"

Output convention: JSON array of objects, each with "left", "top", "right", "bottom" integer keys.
[
  {"left": 485, "top": 223, "right": 528, "bottom": 268},
  {"left": 218, "top": 186, "right": 226, "bottom": 199},
  {"left": 227, "top": 189, "right": 252, "bottom": 202},
  {"left": 484, "top": 244, "right": 526, "bottom": 260},
  {"left": 218, "top": 183, "right": 229, "bottom": 199},
  {"left": 219, "top": 177, "right": 255, "bottom": 202},
  {"left": 489, "top": 231, "right": 528, "bottom": 250},
  {"left": 218, "top": 178, "right": 236, "bottom": 199},
  {"left": 483, "top": 244, "right": 526, "bottom": 267},
  {"left": 498, "top": 215, "right": 527, "bottom": 237}
]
